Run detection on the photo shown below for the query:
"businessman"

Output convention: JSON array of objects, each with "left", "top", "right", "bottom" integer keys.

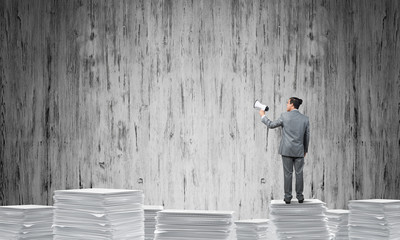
[{"left": 259, "top": 97, "right": 310, "bottom": 204}]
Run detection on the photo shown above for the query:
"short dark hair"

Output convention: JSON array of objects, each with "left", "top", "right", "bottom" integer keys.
[{"left": 289, "top": 97, "right": 303, "bottom": 109}]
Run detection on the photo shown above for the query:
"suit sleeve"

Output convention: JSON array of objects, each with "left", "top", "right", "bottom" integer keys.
[
  {"left": 304, "top": 119, "right": 310, "bottom": 153},
  {"left": 261, "top": 114, "right": 283, "bottom": 129}
]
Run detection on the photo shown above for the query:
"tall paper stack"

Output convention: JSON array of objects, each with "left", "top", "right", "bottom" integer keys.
[
  {"left": 53, "top": 188, "right": 144, "bottom": 240},
  {"left": 349, "top": 199, "right": 400, "bottom": 239},
  {"left": 144, "top": 205, "right": 164, "bottom": 240},
  {"left": 235, "top": 219, "right": 269, "bottom": 240},
  {"left": 154, "top": 209, "right": 234, "bottom": 239},
  {"left": 269, "top": 199, "right": 330, "bottom": 239},
  {"left": 0, "top": 205, "right": 53, "bottom": 239},
  {"left": 326, "top": 209, "right": 349, "bottom": 240}
]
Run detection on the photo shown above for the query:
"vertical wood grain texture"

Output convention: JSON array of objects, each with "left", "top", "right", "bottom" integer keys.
[{"left": 1, "top": 0, "right": 399, "bottom": 219}]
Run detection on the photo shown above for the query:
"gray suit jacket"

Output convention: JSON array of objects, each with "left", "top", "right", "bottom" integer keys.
[{"left": 261, "top": 109, "right": 310, "bottom": 158}]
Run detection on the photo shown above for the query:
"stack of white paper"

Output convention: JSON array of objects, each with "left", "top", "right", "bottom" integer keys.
[
  {"left": 269, "top": 199, "right": 330, "bottom": 239},
  {"left": 326, "top": 209, "right": 349, "bottom": 240},
  {"left": 267, "top": 219, "right": 278, "bottom": 239},
  {"left": 154, "top": 209, "right": 234, "bottom": 239},
  {"left": 144, "top": 205, "right": 164, "bottom": 240},
  {"left": 53, "top": 188, "right": 144, "bottom": 240},
  {"left": 235, "top": 219, "right": 269, "bottom": 240},
  {"left": 0, "top": 205, "right": 53, "bottom": 239},
  {"left": 349, "top": 199, "right": 400, "bottom": 239}
]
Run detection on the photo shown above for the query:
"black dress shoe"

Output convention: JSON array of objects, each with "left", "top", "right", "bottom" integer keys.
[
  {"left": 298, "top": 199, "right": 304, "bottom": 203},
  {"left": 283, "top": 199, "right": 291, "bottom": 204}
]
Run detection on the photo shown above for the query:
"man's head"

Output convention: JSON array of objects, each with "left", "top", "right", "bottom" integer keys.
[{"left": 287, "top": 97, "right": 303, "bottom": 112}]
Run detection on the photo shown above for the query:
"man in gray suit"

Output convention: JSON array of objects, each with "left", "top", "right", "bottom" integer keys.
[{"left": 259, "top": 97, "right": 310, "bottom": 204}]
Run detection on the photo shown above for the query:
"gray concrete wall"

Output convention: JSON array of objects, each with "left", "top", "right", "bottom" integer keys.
[{"left": 1, "top": 0, "right": 399, "bottom": 219}]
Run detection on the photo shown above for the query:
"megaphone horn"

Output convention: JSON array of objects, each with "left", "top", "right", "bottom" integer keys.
[{"left": 254, "top": 100, "right": 269, "bottom": 111}]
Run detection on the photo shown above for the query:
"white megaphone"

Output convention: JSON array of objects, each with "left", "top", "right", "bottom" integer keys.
[{"left": 254, "top": 100, "right": 269, "bottom": 111}]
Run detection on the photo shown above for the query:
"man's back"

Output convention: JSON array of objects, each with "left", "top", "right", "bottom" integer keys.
[
  {"left": 279, "top": 110, "right": 309, "bottom": 157},
  {"left": 261, "top": 109, "right": 310, "bottom": 157}
]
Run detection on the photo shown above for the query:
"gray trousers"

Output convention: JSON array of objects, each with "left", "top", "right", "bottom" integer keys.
[{"left": 282, "top": 156, "right": 304, "bottom": 200}]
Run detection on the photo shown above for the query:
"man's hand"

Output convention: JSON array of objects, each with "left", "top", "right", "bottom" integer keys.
[
  {"left": 259, "top": 110, "right": 265, "bottom": 117},
  {"left": 304, "top": 153, "right": 307, "bottom": 158}
]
